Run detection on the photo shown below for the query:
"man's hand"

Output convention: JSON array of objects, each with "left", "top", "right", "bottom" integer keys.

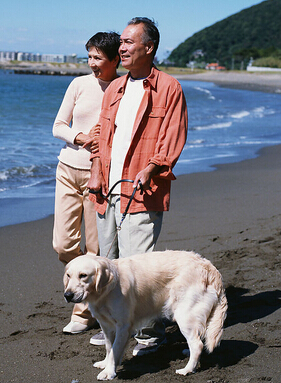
[
  {"left": 82, "top": 124, "right": 100, "bottom": 153},
  {"left": 87, "top": 157, "right": 106, "bottom": 203},
  {"left": 89, "top": 124, "right": 101, "bottom": 138},
  {"left": 83, "top": 137, "right": 99, "bottom": 153},
  {"left": 133, "top": 163, "right": 161, "bottom": 190}
]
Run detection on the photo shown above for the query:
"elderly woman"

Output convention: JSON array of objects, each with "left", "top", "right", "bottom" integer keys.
[{"left": 52, "top": 32, "right": 120, "bottom": 334}]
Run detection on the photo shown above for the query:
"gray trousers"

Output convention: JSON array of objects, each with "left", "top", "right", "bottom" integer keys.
[{"left": 96, "top": 194, "right": 166, "bottom": 342}]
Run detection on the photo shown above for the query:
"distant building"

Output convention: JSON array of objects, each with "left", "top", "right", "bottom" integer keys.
[
  {"left": 216, "top": 66, "right": 226, "bottom": 71},
  {"left": 205, "top": 63, "right": 226, "bottom": 71},
  {"left": 65, "top": 54, "right": 77, "bottom": 64},
  {"left": 0, "top": 51, "right": 17, "bottom": 61},
  {"left": 205, "top": 63, "right": 219, "bottom": 70},
  {"left": 41, "top": 54, "right": 65, "bottom": 63},
  {"left": 192, "top": 49, "right": 204, "bottom": 59},
  {"left": 0, "top": 50, "right": 77, "bottom": 64},
  {"left": 17, "top": 52, "right": 33, "bottom": 61},
  {"left": 161, "top": 59, "right": 175, "bottom": 66}
]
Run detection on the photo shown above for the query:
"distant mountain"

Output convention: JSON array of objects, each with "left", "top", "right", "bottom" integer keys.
[{"left": 168, "top": 0, "right": 281, "bottom": 68}]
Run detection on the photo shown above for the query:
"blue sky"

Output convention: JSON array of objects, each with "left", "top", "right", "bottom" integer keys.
[{"left": 1, "top": 0, "right": 262, "bottom": 60}]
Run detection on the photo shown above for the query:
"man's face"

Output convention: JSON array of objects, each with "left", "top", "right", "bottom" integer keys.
[{"left": 119, "top": 23, "right": 151, "bottom": 73}]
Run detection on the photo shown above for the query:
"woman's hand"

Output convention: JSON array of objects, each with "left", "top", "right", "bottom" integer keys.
[{"left": 74, "top": 132, "right": 90, "bottom": 146}]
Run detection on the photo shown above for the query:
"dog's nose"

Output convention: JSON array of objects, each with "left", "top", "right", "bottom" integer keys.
[{"left": 64, "top": 291, "right": 74, "bottom": 303}]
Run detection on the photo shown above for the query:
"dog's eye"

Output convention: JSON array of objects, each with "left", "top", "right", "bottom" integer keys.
[{"left": 79, "top": 273, "right": 87, "bottom": 279}]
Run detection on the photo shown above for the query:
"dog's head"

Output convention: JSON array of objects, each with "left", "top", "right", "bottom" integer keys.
[{"left": 63, "top": 255, "right": 116, "bottom": 304}]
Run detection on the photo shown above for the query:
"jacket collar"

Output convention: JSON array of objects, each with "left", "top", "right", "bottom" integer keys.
[{"left": 117, "top": 65, "right": 159, "bottom": 94}]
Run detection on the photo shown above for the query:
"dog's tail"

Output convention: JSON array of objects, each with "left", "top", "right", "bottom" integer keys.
[{"left": 204, "top": 287, "right": 227, "bottom": 353}]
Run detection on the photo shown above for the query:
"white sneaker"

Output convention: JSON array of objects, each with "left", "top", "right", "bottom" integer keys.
[
  {"left": 63, "top": 321, "right": 91, "bottom": 334},
  {"left": 90, "top": 331, "right": 106, "bottom": 346}
]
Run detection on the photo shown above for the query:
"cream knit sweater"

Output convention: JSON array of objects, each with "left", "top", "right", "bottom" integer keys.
[{"left": 53, "top": 74, "right": 110, "bottom": 170}]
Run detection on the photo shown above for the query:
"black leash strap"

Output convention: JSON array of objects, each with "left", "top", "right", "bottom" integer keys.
[
  {"left": 104, "top": 179, "right": 134, "bottom": 199},
  {"left": 117, "top": 181, "right": 143, "bottom": 230},
  {"left": 89, "top": 178, "right": 143, "bottom": 230},
  {"left": 89, "top": 178, "right": 134, "bottom": 199}
]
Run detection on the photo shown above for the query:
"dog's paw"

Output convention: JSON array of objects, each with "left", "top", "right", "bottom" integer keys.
[
  {"left": 176, "top": 367, "right": 188, "bottom": 376},
  {"left": 176, "top": 367, "right": 194, "bottom": 376},
  {"left": 97, "top": 368, "right": 116, "bottom": 381},
  {"left": 93, "top": 360, "right": 107, "bottom": 370}
]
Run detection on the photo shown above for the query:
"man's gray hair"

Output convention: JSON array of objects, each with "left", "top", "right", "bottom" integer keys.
[{"left": 128, "top": 17, "right": 160, "bottom": 57}]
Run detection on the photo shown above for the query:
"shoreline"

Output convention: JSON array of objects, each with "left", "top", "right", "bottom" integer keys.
[
  {"left": 2, "top": 62, "right": 281, "bottom": 93},
  {"left": 0, "top": 141, "right": 280, "bottom": 229},
  {"left": 1, "top": 143, "right": 280, "bottom": 382},
  {"left": 173, "top": 70, "right": 281, "bottom": 93},
  {"left": 0, "top": 145, "right": 275, "bottom": 229},
  {"left": 2, "top": 142, "right": 279, "bottom": 231},
  {"left": 0, "top": 196, "right": 55, "bottom": 228}
]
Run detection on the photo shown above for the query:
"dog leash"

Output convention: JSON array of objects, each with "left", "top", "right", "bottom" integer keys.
[{"left": 89, "top": 179, "right": 143, "bottom": 257}]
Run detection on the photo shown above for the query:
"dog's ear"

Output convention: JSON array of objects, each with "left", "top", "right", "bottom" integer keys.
[
  {"left": 94, "top": 263, "right": 115, "bottom": 293},
  {"left": 63, "top": 265, "right": 70, "bottom": 288}
]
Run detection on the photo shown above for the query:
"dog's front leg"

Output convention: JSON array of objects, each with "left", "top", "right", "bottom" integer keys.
[
  {"left": 96, "top": 324, "right": 131, "bottom": 381},
  {"left": 94, "top": 329, "right": 115, "bottom": 371}
]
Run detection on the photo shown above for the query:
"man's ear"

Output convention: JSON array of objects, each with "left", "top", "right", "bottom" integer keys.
[
  {"left": 146, "top": 41, "right": 154, "bottom": 55},
  {"left": 94, "top": 264, "right": 114, "bottom": 293}
]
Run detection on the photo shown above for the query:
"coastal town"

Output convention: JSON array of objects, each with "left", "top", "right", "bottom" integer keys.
[{"left": 0, "top": 50, "right": 79, "bottom": 63}]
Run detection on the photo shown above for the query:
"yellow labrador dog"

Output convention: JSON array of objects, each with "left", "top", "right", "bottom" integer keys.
[{"left": 64, "top": 251, "right": 227, "bottom": 380}]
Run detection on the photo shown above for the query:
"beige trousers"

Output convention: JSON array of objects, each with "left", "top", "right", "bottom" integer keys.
[{"left": 53, "top": 161, "right": 99, "bottom": 324}]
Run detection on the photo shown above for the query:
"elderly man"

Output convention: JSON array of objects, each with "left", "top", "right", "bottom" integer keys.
[{"left": 87, "top": 17, "right": 188, "bottom": 356}]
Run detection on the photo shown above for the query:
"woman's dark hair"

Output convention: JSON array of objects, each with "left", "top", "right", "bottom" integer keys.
[
  {"left": 128, "top": 17, "right": 160, "bottom": 57},
  {"left": 85, "top": 32, "right": 120, "bottom": 66}
]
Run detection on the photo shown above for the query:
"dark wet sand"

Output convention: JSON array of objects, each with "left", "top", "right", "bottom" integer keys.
[{"left": 1, "top": 144, "right": 281, "bottom": 382}]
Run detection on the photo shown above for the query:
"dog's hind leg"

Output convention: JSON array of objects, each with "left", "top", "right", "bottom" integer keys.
[{"left": 174, "top": 312, "right": 203, "bottom": 375}]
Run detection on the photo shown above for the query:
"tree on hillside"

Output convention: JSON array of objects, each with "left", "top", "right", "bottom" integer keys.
[{"left": 168, "top": 0, "right": 281, "bottom": 69}]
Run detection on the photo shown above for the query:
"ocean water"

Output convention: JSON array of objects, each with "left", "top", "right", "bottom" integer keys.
[{"left": 1, "top": 70, "right": 281, "bottom": 227}]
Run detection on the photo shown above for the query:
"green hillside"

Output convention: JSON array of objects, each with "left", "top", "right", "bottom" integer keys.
[{"left": 168, "top": 0, "right": 281, "bottom": 69}]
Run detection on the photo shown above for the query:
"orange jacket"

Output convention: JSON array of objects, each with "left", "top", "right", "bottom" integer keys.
[{"left": 90, "top": 66, "right": 188, "bottom": 214}]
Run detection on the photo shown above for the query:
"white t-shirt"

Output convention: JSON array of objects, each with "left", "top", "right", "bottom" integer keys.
[{"left": 109, "top": 77, "right": 145, "bottom": 193}]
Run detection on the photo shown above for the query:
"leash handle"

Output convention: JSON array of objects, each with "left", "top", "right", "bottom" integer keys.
[
  {"left": 89, "top": 178, "right": 143, "bottom": 230},
  {"left": 89, "top": 178, "right": 134, "bottom": 199},
  {"left": 104, "top": 179, "right": 134, "bottom": 199}
]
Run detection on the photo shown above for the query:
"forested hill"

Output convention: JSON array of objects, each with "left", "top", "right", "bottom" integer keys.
[{"left": 168, "top": 0, "right": 281, "bottom": 68}]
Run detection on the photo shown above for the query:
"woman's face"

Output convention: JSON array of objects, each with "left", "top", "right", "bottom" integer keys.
[{"left": 88, "top": 47, "right": 118, "bottom": 81}]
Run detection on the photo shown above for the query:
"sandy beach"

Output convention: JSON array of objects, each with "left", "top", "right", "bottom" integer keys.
[
  {"left": 1, "top": 69, "right": 281, "bottom": 382},
  {"left": 173, "top": 70, "right": 281, "bottom": 93},
  {"left": 1, "top": 141, "right": 281, "bottom": 383}
]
